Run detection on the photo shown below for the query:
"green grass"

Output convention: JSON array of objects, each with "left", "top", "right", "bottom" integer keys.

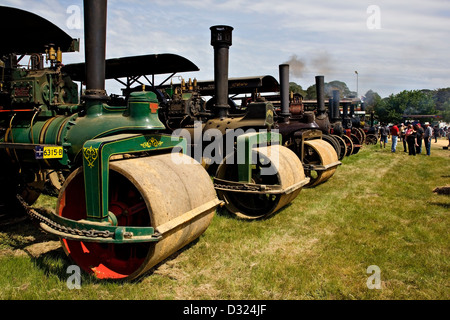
[{"left": 0, "top": 139, "right": 449, "bottom": 300}]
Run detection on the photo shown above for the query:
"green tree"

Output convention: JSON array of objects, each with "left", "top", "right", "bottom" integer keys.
[
  {"left": 374, "top": 90, "right": 435, "bottom": 124},
  {"left": 362, "top": 89, "right": 382, "bottom": 112},
  {"left": 433, "top": 88, "right": 450, "bottom": 111},
  {"left": 304, "top": 80, "right": 353, "bottom": 100},
  {"left": 326, "top": 80, "right": 353, "bottom": 98},
  {"left": 289, "top": 82, "right": 306, "bottom": 97},
  {"left": 437, "top": 100, "right": 450, "bottom": 122}
]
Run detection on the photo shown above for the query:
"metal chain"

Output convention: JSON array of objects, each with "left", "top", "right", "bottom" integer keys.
[
  {"left": 214, "top": 182, "right": 271, "bottom": 192},
  {"left": 16, "top": 194, "right": 114, "bottom": 239}
]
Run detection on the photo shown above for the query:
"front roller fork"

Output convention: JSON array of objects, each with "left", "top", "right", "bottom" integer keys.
[
  {"left": 22, "top": 133, "right": 220, "bottom": 245},
  {"left": 213, "top": 131, "right": 310, "bottom": 219}
]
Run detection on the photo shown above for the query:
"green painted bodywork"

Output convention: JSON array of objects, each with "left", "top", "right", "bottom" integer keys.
[
  {"left": 236, "top": 131, "right": 281, "bottom": 183},
  {"left": 82, "top": 133, "right": 186, "bottom": 222},
  {"left": 2, "top": 91, "right": 165, "bottom": 168},
  {"left": 1, "top": 90, "right": 180, "bottom": 243}
]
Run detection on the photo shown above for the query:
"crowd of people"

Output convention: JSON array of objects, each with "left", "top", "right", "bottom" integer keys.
[{"left": 377, "top": 122, "right": 450, "bottom": 156}]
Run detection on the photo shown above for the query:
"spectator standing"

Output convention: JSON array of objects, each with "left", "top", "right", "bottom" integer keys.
[
  {"left": 423, "top": 122, "right": 432, "bottom": 156},
  {"left": 405, "top": 124, "right": 418, "bottom": 156},
  {"left": 400, "top": 123, "right": 408, "bottom": 152},
  {"left": 433, "top": 125, "right": 439, "bottom": 142},
  {"left": 415, "top": 123, "right": 424, "bottom": 154},
  {"left": 390, "top": 123, "right": 399, "bottom": 152},
  {"left": 379, "top": 123, "right": 388, "bottom": 149}
]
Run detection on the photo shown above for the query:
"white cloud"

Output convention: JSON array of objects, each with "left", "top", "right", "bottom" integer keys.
[{"left": 3, "top": 0, "right": 449, "bottom": 97}]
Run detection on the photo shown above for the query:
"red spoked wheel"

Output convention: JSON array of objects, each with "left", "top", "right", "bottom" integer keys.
[{"left": 57, "top": 154, "right": 217, "bottom": 280}]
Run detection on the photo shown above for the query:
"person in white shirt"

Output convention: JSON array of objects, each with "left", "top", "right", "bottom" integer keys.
[{"left": 423, "top": 122, "right": 433, "bottom": 156}]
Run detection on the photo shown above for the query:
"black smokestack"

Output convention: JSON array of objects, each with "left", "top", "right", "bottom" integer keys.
[
  {"left": 279, "top": 64, "right": 290, "bottom": 122},
  {"left": 328, "top": 97, "right": 334, "bottom": 120},
  {"left": 342, "top": 101, "right": 349, "bottom": 119},
  {"left": 210, "top": 25, "right": 233, "bottom": 119},
  {"left": 84, "top": 0, "right": 108, "bottom": 100},
  {"left": 315, "top": 75, "right": 325, "bottom": 115},
  {"left": 332, "top": 89, "right": 340, "bottom": 122}
]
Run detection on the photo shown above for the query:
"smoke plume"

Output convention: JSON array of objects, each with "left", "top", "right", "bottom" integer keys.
[{"left": 284, "top": 54, "right": 306, "bottom": 78}]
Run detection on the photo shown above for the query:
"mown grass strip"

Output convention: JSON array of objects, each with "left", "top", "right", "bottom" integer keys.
[{"left": 0, "top": 140, "right": 448, "bottom": 300}]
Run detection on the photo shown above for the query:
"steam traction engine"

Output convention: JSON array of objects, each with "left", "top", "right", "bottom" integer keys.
[
  {"left": 275, "top": 65, "right": 341, "bottom": 187},
  {"left": 64, "top": 26, "right": 309, "bottom": 221},
  {"left": 0, "top": 2, "right": 221, "bottom": 280},
  {"left": 158, "top": 26, "right": 310, "bottom": 219}
]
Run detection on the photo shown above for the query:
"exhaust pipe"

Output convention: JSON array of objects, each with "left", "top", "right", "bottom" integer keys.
[
  {"left": 83, "top": 0, "right": 108, "bottom": 101},
  {"left": 279, "top": 64, "right": 290, "bottom": 123},
  {"left": 328, "top": 97, "right": 334, "bottom": 120},
  {"left": 315, "top": 75, "right": 326, "bottom": 115},
  {"left": 342, "top": 101, "right": 349, "bottom": 119},
  {"left": 210, "top": 25, "right": 233, "bottom": 119},
  {"left": 332, "top": 89, "right": 340, "bottom": 122}
]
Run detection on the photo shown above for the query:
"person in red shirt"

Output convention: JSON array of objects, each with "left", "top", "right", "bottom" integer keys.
[{"left": 390, "top": 124, "right": 400, "bottom": 152}]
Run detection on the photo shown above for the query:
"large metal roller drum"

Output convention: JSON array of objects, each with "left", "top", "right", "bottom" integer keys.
[
  {"left": 341, "top": 135, "right": 354, "bottom": 156},
  {"left": 331, "top": 134, "right": 347, "bottom": 160},
  {"left": 303, "top": 139, "right": 339, "bottom": 188},
  {"left": 56, "top": 153, "right": 217, "bottom": 280},
  {"left": 216, "top": 145, "right": 305, "bottom": 220},
  {"left": 354, "top": 128, "right": 366, "bottom": 145},
  {"left": 350, "top": 133, "right": 361, "bottom": 154},
  {"left": 321, "top": 134, "right": 341, "bottom": 159}
]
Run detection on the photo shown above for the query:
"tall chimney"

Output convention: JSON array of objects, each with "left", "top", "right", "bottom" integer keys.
[
  {"left": 342, "top": 101, "right": 349, "bottom": 119},
  {"left": 332, "top": 89, "right": 340, "bottom": 122},
  {"left": 83, "top": 0, "right": 108, "bottom": 101},
  {"left": 210, "top": 25, "right": 233, "bottom": 119},
  {"left": 315, "top": 75, "right": 326, "bottom": 115},
  {"left": 279, "top": 64, "right": 290, "bottom": 123},
  {"left": 328, "top": 97, "right": 334, "bottom": 120}
]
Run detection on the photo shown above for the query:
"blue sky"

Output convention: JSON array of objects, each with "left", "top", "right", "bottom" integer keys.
[{"left": 3, "top": 0, "right": 450, "bottom": 98}]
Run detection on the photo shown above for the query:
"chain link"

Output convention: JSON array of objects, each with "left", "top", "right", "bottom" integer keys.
[
  {"left": 16, "top": 194, "right": 114, "bottom": 239},
  {"left": 214, "top": 181, "right": 273, "bottom": 192}
]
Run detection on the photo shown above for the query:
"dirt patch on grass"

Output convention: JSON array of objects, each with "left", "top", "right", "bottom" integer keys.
[
  {"left": 0, "top": 240, "right": 61, "bottom": 258},
  {"left": 23, "top": 240, "right": 61, "bottom": 257}
]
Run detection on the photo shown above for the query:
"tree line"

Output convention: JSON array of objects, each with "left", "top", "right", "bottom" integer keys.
[{"left": 289, "top": 81, "right": 450, "bottom": 124}]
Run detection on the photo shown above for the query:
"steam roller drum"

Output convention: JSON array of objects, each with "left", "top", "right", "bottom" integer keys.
[
  {"left": 321, "top": 134, "right": 341, "bottom": 158},
  {"left": 57, "top": 153, "right": 217, "bottom": 280},
  {"left": 351, "top": 128, "right": 364, "bottom": 146},
  {"left": 216, "top": 145, "right": 305, "bottom": 220},
  {"left": 341, "top": 135, "right": 354, "bottom": 156},
  {"left": 350, "top": 134, "right": 361, "bottom": 154},
  {"left": 303, "top": 139, "right": 339, "bottom": 188},
  {"left": 331, "top": 134, "right": 347, "bottom": 160},
  {"left": 356, "top": 128, "right": 366, "bottom": 144},
  {"left": 365, "top": 134, "right": 378, "bottom": 145}
]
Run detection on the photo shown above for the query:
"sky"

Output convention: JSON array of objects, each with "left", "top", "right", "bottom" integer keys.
[{"left": 2, "top": 0, "right": 450, "bottom": 98}]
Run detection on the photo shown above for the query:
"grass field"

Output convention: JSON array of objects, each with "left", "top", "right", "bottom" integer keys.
[{"left": 0, "top": 137, "right": 448, "bottom": 300}]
